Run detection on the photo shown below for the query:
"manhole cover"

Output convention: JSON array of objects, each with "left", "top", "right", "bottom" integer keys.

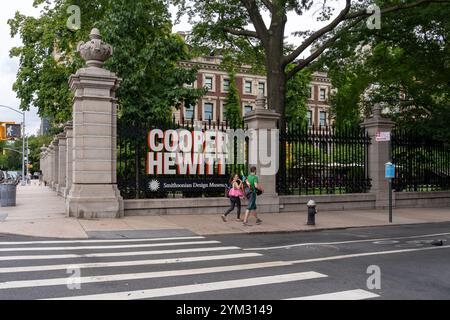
[{"left": 373, "top": 240, "right": 400, "bottom": 245}]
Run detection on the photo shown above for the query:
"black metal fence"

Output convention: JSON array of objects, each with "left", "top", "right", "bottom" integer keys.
[
  {"left": 117, "top": 118, "right": 248, "bottom": 199},
  {"left": 277, "top": 123, "right": 371, "bottom": 195},
  {"left": 392, "top": 129, "right": 450, "bottom": 192}
]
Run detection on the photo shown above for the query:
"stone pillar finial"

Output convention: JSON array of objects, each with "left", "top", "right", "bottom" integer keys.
[
  {"left": 372, "top": 103, "right": 382, "bottom": 119},
  {"left": 77, "top": 28, "right": 113, "bottom": 68},
  {"left": 255, "top": 93, "right": 266, "bottom": 110}
]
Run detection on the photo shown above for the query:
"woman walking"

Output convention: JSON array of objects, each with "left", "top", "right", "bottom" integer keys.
[{"left": 222, "top": 174, "right": 244, "bottom": 222}]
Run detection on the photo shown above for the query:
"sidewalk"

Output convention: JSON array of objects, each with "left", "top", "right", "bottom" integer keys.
[{"left": 1, "top": 183, "right": 450, "bottom": 239}]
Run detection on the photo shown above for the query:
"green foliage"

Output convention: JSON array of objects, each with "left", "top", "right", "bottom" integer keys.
[
  {"left": 0, "top": 140, "right": 22, "bottom": 171},
  {"left": 9, "top": 0, "right": 205, "bottom": 128},
  {"left": 0, "top": 135, "right": 52, "bottom": 172},
  {"left": 285, "top": 66, "right": 311, "bottom": 125},
  {"left": 320, "top": 2, "right": 450, "bottom": 141},
  {"left": 223, "top": 71, "right": 242, "bottom": 128}
]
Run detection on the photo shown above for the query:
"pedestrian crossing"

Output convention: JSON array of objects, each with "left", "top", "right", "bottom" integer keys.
[{"left": 0, "top": 233, "right": 380, "bottom": 300}]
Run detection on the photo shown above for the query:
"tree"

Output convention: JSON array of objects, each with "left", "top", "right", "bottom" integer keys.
[
  {"left": 285, "top": 66, "right": 311, "bottom": 125},
  {"left": 321, "top": 3, "right": 450, "bottom": 142},
  {"left": 9, "top": 0, "right": 204, "bottom": 127},
  {"left": 172, "top": 0, "right": 449, "bottom": 128},
  {"left": 223, "top": 71, "right": 243, "bottom": 128}
]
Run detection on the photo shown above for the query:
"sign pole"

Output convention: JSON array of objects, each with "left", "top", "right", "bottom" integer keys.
[
  {"left": 21, "top": 112, "right": 26, "bottom": 186},
  {"left": 388, "top": 140, "right": 393, "bottom": 223}
]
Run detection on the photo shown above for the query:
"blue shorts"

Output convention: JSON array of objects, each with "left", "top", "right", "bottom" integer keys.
[{"left": 247, "top": 192, "right": 257, "bottom": 210}]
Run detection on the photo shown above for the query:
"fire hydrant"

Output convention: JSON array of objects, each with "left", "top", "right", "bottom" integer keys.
[{"left": 307, "top": 200, "right": 317, "bottom": 226}]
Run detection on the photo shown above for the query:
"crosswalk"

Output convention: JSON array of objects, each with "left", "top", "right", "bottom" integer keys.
[{"left": 0, "top": 234, "right": 380, "bottom": 300}]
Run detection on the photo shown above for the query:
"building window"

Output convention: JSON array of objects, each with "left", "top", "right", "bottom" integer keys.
[
  {"left": 244, "top": 81, "right": 252, "bottom": 94},
  {"left": 258, "top": 82, "right": 265, "bottom": 95},
  {"left": 204, "top": 102, "right": 214, "bottom": 121},
  {"left": 223, "top": 79, "right": 230, "bottom": 92},
  {"left": 307, "top": 110, "right": 312, "bottom": 126},
  {"left": 244, "top": 105, "right": 253, "bottom": 115},
  {"left": 308, "top": 87, "right": 313, "bottom": 99},
  {"left": 222, "top": 103, "right": 227, "bottom": 122},
  {"left": 185, "top": 104, "right": 195, "bottom": 120},
  {"left": 205, "top": 77, "right": 213, "bottom": 90},
  {"left": 319, "top": 111, "right": 327, "bottom": 126},
  {"left": 319, "top": 88, "right": 327, "bottom": 100}
]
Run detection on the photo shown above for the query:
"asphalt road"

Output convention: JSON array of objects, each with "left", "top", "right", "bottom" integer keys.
[{"left": 0, "top": 222, "right": 449, "bottom": 300}]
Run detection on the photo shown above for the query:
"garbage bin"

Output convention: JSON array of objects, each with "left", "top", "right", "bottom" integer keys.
[{"left": 0, "top": 183, "right": 17, "bottom": 207}]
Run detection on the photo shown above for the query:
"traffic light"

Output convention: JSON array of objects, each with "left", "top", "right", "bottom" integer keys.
[{"left": 0, "top": 122, "right": 18, "bottom": 141}]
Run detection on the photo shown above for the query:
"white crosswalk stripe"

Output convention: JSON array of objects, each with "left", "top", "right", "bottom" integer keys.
[
  {"left": 45, "top": 272, "right": 328, "bottom": 300},
  {"left": 0, "top": 236, "right": 205, "bottom": 246},
  {"left": 0, "top": 240, "right": 220, "bottom": 252},
  {"left": 285, "top": 289, "right": 380, "bottom": 300},
  {"left": 0, "top": 246, "right": 241, "bottom": 261},
  {"left": 0, "top": 253, "right": 262, "bottom": 273},
  {"left": 0, "top": 234, "right": 382, "bottom": 300}
]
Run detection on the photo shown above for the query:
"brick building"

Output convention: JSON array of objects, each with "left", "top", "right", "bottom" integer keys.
[{"left": 174, "top": 55, "right": 332, "bottom": 127}]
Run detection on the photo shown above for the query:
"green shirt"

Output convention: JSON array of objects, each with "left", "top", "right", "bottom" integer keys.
[{"left": 247, "top": 174, "right": 259, "bottom": 193}]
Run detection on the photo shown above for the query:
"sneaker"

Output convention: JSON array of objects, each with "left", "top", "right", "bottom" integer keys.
[
  {"left": 221, "top": 215, "right": 227, "bottom": 222},
  {"left": 242, "top": 222, "right": 251, "bottom": 227},
  {"left": 256, "top": 218, "right": 263, "bottom": 225},
  {"left": 236, "top": 218, "right": 243, "bottom": 222}
]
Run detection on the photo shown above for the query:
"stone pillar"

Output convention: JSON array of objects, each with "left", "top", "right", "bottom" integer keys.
[
  {"left": 361, "top": 104, "right": 395, "bottom": 209},
  {"left": 64, "top": 121, "right": 73, "bottom": 199},
  {"left": 48, "top": 142, "right": 55, "bottom": 189},
  {"left": 53, "top": 138, "right": 60, "bottom": 191},
  {"left": 243, "top": 94, "right": 281, "bottom": 213},
  {"left": 66, "top": 28, "right": 123, "bottom": 219},
  {"left": 57, "top": 133, "right": 67, "bottom": 196},
  {"left": 40, "top": 145, "right": 47, "bottom": 184}
]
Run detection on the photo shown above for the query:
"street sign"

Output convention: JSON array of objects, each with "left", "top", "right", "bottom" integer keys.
[
  {"left": 385, "top": 162, "right": 395, "bottom": 179},
  {"left": 376, "top": 131, "right": 390, "bottom": 142},
  {"left": 5, "top": 123, "right": 21, "bottom": 139}
]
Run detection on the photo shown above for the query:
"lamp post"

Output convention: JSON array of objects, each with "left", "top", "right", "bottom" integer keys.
[{"left": 0, "top": 104, "right": 26, "bottom": 186}]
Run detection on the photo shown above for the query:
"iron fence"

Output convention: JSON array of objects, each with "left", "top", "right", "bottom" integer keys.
[
  {"left": 117, "top": 117, "right": 248, "bottom": 199},
  {"left": 277, "top": 123, "right": 371, "bottom": 195},
  {"left": 392, "top": 129, "right": 450, "bottom": 192}
]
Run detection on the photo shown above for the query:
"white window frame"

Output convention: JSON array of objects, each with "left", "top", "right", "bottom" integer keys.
[
  {"left": 319, "top": 110, "right": 327, "bottom": 126},
  {"left": 258, "top": 81, "right": 266, "bottom": 96},
  {"left": 219, "top": 100, "right": 226, "bottom": 123},
  {"left": 184, "top": 103, "right": 197, "bottom": 121},
  {"left": 203, "top": 101, "right": 216, "bottom": 122},
  {"left": 319, "top": 87, "right": 327, "bottom": 101},
  {"left": 243, "top": 79, "right": 253, "bottom": 94},
  {"left": 242, "top": 103, "right": 254, "bottom": 116},
  {"left": 203, "top": 74, "right": 215, "bottom": 92},
  {"left": 184, "top": 80, "right": 197, "bottom": 89},
  {"left": 221, "top": 77, "right": 230, "bottom": 93},
  {"left": 307, "top": 109, "right": 313, "bottom": 126}
]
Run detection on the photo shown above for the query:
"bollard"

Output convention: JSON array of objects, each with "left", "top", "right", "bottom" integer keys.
[{"left": 307, "top": 199, "right": 317, "bottom": 226}]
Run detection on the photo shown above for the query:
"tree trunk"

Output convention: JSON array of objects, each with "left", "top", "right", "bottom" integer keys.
[{"left": 266, "top": 46, "right": 287, "bottom": 195}]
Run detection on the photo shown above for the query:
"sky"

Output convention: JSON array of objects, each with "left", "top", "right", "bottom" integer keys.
[{"left": 0, "top": 1, "right": 342, "bottom": 136}]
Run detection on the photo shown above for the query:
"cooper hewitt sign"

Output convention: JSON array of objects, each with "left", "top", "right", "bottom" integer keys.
[{"left": 146, "top": 128, "right": 279, "bottom": 176}]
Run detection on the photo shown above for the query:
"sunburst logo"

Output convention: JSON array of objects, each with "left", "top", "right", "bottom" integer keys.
[{"left": 149, "top": 179, "right": 160, "bottom": 191}]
